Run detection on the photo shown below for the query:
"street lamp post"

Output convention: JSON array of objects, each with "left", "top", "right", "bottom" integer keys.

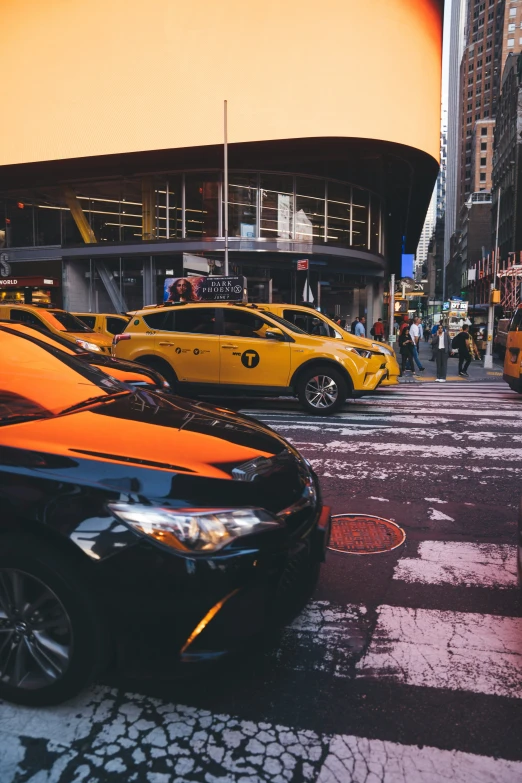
[
  {"left": 223, "top": 100, "right": 229, "bottom": 277},
  {"left": 484, "top": 186, "right": 501, "bottom": 369}
]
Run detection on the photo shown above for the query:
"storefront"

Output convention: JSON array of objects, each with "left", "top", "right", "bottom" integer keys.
[{"left": 0, "top": 275, "right": 61, "bottom": 306}]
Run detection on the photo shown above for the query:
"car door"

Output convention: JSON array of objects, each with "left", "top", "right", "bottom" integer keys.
[
  {"left": 154, "top": 307, "right": 220, "bottom": 383},
  {"left": 219, "top": 308, "right": 291, "bottom": 388}
]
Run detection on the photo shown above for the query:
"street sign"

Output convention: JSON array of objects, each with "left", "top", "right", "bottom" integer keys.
[{"left": 297, "top": 259, "right": 309, "bottom": 271}]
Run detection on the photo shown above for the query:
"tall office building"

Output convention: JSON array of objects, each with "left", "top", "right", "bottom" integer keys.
[
  {"left": 501, "top": 0, "right": 522, "bottom": 72},
  {"left": 444, "top": 0, "right": 468, "bottom": 267},
  {"left": 457, "top": 0, "right": 505, "bottom": 211},
  {"left": 437, "top": 123, "right": 448, "bottom": 220},
  {"left": 416, "top": 186, "right": 437, "bottom": 277}
]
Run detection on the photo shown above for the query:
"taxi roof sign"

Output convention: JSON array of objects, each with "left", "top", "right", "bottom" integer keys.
[{"left": 164, "top": 276, "right": 247, "bottom": 304}]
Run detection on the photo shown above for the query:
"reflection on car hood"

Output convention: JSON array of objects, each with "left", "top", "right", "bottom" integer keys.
[{"left": 0, "top": 392, "right": 307, "bottom": 510}]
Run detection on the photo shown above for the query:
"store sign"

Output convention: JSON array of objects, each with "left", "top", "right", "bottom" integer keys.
[
  {"left": 0, "top": 253, "right": 11, "bottom": 277},
  {"left": 164, "top": 276, "right": 247, "bottom": 303},
  {"left": 296, "top": 259, "right": 309, "bottom": 271},
  {"left": 0, "top": 276, "right": 57, "bottom": 287}
]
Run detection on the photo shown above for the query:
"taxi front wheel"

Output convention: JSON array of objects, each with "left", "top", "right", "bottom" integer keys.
[{"left": 297, "top": 365, "right": 348, "bottom": 415}]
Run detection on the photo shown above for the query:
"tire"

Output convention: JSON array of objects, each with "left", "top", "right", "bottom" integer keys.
[
  {"left": 138, "top": 356, "right": 178, "bottom": 390},
  {"left": 0, "top": 537, "right": 108, "bottom": 706},
  {"left": 296, "top": 365, "right": 349, "bottom": 415}
]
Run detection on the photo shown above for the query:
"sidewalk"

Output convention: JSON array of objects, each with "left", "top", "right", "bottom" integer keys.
[{"left": 392, "top": 337, "right": 504, "bottom": 384}]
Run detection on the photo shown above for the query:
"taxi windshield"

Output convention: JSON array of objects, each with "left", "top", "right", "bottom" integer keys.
[
  {"left": 0, "top": 328, "right": 129, "bottom": 426},
  {"left": 47, "top": 310, "right": 93, "bottom": 333}
]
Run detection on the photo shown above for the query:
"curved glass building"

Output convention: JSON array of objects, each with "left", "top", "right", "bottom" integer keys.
[{"left": 0, "top": 0, "right": 443, "bottom": 318}]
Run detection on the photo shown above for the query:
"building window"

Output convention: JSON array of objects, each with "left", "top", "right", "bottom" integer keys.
[
  {"left": 295, "top": 177, "right": 325, "bottom": 241},
  {"left": 259, "top": 174, "right": 294, "bottom": 239},
  {"left": 481, "top": 141, "right": 487, "bottom": 150},
  {"left": 481, "top": 127, "right": 488, "bottom": 135},
  {"left": 480, "top": 173, "right": 487, "bottom": 182},
  {"left": 228, "top": 174, "right": 258, "bottom": 238},
  {"left": 519, "top": 37, "right": 522, "bottom": 44},
  {"left": 508, "top": 38, "right": 515, "bottom": 46},
  {"left": 327, "top": 182, "right": 351, "bottom": 244},
  {"left": 509, "top": 23, "right": 516, "bottom": 31},
  {"left": 510, "top": 7, "right": 517, "bottom": 16},
  {"left": 351, "top": 189, "right": 369, "bottom": 250},
  {"left": 481, "top": 157, "right": 487, "bottom": 165},
  {"left": 185, "top": 174, "right": 219, "bottom": 238}
]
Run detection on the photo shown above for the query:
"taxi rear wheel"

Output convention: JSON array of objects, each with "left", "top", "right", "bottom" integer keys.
[
  {"left": 297, "top": 365, "right": 348, "bottom": 415},
  {"left": 137, "top": 357, "right": 178, "bottom": 390}
]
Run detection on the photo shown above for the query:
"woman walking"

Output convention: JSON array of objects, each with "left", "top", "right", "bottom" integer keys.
[
  {"left": 399, "top": 327, "right": 416, "bottom": 377},
  {"left": 431, "top": 324, "right": 451, "bottom": 382}
]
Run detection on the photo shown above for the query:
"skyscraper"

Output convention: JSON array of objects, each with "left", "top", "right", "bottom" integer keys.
[{"left": 444, "top": 0, "right": 467, "bottom": 268}]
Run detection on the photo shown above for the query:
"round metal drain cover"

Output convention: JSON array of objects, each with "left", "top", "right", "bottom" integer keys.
[{"left": 328, "top": 514, "right": 406, "bottom": 555}]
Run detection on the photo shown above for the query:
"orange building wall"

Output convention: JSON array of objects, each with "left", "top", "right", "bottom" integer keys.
[{"left": 0, "top": 0, "right": 442, "bottom": 166}]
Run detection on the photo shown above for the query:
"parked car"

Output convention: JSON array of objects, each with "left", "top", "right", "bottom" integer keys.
[
  {"left": 0, "top": 304, "right": 113, "bottom": 353},
  {"left": 0, "top": 321, "right": 168, "bottom": 389},
  {"left": 72, "top": 312, "right": 130, "bottom": 338},
  {"left": 0, "top": 325, "right": 330, "bottom": 705}
]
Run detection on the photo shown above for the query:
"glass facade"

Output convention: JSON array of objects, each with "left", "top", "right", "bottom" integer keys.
[{"left": 0, "top": 171, "right": 384, "bottom": 254}]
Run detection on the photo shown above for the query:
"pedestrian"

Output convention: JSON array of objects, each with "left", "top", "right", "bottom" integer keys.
[
  {"left": 372, "top": 318, "right": 385, "bottom": 342},
  {"left": 424, "top": 324, "right": 431, "bottom": 342},
  {"left": 431, "top": 324, "right": 451, "bottom": 382},
  {"left": 399, "top": 327, "right": 416, "bottom": 377},
  {"left": 355, "top": 316, "right": 366, "bottom": 337},
  {"left": 409, "top": 316, "right": 426, "bottom": 373},
  {"left": 350, "top": 317, "right": 359, "bottom": 334},
  {"left": 452, "top": 324, "right": 473, "bottom": 377}
]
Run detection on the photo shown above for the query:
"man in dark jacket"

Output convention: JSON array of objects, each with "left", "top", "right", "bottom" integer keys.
[
  {"left": 452, "top": 324, "right": 472, "bottom": 377},
  {"left": 431, "top": 325, "right": 452, "bottom": 382}
]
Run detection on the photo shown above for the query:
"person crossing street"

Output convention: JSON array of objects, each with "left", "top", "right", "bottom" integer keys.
[
  {"left": 452, "top": 324, "right": 473, "bottom": 377},
  {"left": 432, "top": 323, "right": 451, "bottom": 382},
  {"left": 409, "top": 316, "right": 426, "bottom": 373}
]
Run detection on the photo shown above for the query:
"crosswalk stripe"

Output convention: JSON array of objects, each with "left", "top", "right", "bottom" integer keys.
[
  {"left": 357, "top": 605, "right": 522, "bottom": 699},
  {"left": 2, "top": 684, "right": 522, "bottom": 783},
  {"left": 317, "top": 734, "right": 522, "bottom": 783},
  {"left": 392, "top": 542, "right": 518, "bottom": 590},
  {"left": 277, "top": 601, "right": 522, "bottom": 699}
]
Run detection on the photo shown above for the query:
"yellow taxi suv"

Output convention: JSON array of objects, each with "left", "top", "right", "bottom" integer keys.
[
  {"left": 504, "top": 303, "right": 522, "bottom": 392},
  {"left": 0, "top": 304, "right": 113, "bottom": 353},
  {"left": 113, "top": 302, "right": 388, "bottom": 415},
  {"left": 257, "top": 303, "right": 400, "bottom": 386},
  {"left": 73, "top": 312, "right": 130, "bottom": 338}
]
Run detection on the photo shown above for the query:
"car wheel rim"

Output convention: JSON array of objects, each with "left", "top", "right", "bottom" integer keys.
[
  {"left": 305, "top": 375, "right": 339, "bottom": 409},
  {"left": 0, "top": 569, "right": 73, "bottom": 690}
]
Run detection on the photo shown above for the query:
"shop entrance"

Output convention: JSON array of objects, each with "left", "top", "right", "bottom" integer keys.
[{"left": 0, "top": 276, "right": 61, "bottom": 306}]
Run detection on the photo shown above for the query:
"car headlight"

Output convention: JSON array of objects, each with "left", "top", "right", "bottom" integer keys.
[
  {"left": 344, "top": 346, "right": 373, "bottom": 359},
  {"left": 75, "top": 338, "right": 101, "bottom": 352},
  {"left": 108, "top": 502, "right": 280, "bottom": 552},
  {"left": 372, "top": 343, "right": 393, "bottom": 356}
]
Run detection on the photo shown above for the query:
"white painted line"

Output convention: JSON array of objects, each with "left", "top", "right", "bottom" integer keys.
[
  {"left": 357, "top": 605, "right": 522, "bottom": 699},
  {"left": 302, "top": 458, "right": 522, "bottom": 482},
  {"left": 1, "top": 684, "right": 521, "bottom": 783},
  {"left": 318, "top": 734, "right": 522, "bottom": 783},
  {"left": 428, "top": 508, "right": 455, "bottom": 521},
  {"left": 394, "top": 542, "right": 518, "bottom": 589},
  {"left": 303, "top": 440, "right": 522, "bottom": 461}
]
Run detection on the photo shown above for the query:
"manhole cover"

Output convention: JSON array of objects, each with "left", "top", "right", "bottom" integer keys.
[{"left": 328, "top": 514, "right": 406, "bottom": 555}]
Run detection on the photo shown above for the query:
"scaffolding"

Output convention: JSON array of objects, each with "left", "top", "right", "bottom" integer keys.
[{"left": 497, "top": 252, "right": 522, "bottom": 314}]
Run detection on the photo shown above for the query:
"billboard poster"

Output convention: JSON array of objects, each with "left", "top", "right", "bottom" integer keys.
[{"left": 164, "top": 276, "right": 247, "bottom": 303}]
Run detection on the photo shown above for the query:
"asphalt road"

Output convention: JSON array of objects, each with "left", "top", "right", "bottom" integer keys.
[{"left": 1, "top": 360, "right": 522, "bottom": 782}]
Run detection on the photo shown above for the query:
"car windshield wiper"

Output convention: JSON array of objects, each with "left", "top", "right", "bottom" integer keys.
[{"left": 57, "top": 391, "right": 131, "bottom": 417}]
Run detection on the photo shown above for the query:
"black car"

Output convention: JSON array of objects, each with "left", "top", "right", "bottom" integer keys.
[{"left": 0, "top": 326, "right": 330, "bottom": 705}]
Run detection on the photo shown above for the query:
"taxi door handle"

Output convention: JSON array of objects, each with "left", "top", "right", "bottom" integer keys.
[
  {"left": 221, "top": 344, "right": 238, "bottom": 349},
  {"left": 159, "top": 341, "right": 175, "bottom": 346}
]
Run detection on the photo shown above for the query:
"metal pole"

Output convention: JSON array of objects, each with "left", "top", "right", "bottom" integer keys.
[
  {"left": 389, "top": 273, "right": 395, "bottom": 343},
  {"left": 306, "top": 263, "right": 310, "bottom": 303},
  {"left": 223, "top": 100, "right": 229, "bottom": 277},
  {"left": 484, "top": 187, "right": 501, "bottom": 369}
]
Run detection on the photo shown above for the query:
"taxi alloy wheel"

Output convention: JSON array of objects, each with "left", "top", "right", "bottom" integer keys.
[{"left": 298, "top": 365, "right": 348, "bottom": 415}]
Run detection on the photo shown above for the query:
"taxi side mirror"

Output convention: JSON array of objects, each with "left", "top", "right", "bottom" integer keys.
[{"left": 265, "top": 328, "right": 285, "bottom": 341}]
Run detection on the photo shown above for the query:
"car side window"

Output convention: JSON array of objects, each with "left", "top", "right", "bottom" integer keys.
[
  {"left": 509, "top": 308, "right": 522, "bottom": 332},
  {"left": 142, "top": 312, "right": 169, "bottom": 329},
  {"left": 79, "top": 316, "right": 96, "bottom": 330},
  {"left": 171, "top": 308, "right": 217, "bottom": 335},
  {"left": 106, "top": 317, "right": 128, "bottom": 335},
  {"left": 9, "top": 309, "right": 47, "bottom": 329},
  {"left": 283, "top": 309, "right": 333, "bottom": 337},
  {"left": 223, "top": 310, "right": 273, "bottom": 339}
]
